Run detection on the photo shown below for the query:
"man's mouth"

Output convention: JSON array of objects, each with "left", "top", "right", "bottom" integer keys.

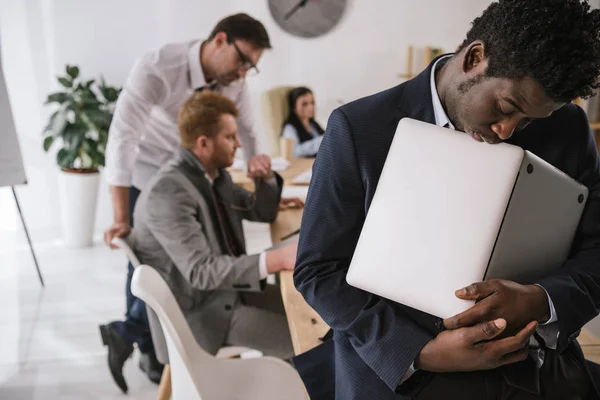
[
  {"left": 470, "top": 131, "right": 500, "bottom": 144},
  {"left": 470, "top": 131, "right": 487, "bottom": 142}
]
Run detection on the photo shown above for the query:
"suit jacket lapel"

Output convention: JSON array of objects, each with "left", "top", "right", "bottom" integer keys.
[{"left": 176, "top": 148, "right": 243, "bottom": 256}]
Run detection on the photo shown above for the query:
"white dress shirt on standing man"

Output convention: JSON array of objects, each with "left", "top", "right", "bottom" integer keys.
[{"left": 105, "top": 40, "right": 259, "bottom": 191}]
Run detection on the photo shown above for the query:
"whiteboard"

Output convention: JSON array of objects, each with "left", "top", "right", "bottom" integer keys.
[{"left": 0, "top": 34, "right": 27, "bottom": 188}]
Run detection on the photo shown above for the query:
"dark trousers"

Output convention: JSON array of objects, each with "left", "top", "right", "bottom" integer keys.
[
  {"left": 414, "top": 348, "right": 591, "bottom": 400},
  {"left": 315, "top": 336, "right": 596, "bottom": 400},
  {"left": 113, "top": 186, "right": 153, "bottom": 353}
]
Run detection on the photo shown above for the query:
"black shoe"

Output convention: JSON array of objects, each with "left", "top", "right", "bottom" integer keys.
[
  {"left": 139, "top": 351, "right": 164, "bottom": 384},
  {"left": 99, "top": 322, "right": 134, "bottom": 394}
]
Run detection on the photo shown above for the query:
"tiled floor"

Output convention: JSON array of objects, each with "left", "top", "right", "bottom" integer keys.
[
  {"left": 0, "top": 236, "right": 160, "bottom": 399},
  {"left": 0, "top": 216, "right": 284, "bottom": 400}
]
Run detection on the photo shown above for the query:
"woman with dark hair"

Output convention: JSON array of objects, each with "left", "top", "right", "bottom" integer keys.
[{"left": 281, "top": 87, "right": 324, "bottom": 158}]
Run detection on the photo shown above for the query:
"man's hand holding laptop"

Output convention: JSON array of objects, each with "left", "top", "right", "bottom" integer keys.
[{"left": 415, "top": 279, "right": 551, "bottom": 373}]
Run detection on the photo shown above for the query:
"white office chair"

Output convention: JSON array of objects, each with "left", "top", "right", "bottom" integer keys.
[
  {"left": 111, "top": 236, "right": 169, "bottom": 364},
  {"left": 111, "top": 236, "right": 264, "bottom": 400},
  {"left": 131, "top": 265, "right": 306, "bottom": 400}
]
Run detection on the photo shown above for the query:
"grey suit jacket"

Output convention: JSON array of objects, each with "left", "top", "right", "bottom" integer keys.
[{"left": 133, "top": 147, "right": 283, "bottom": 354}]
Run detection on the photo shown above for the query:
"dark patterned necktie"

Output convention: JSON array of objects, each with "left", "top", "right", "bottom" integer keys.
[{"left": 211, "top": 186, "right": 239, "bottom": 256}]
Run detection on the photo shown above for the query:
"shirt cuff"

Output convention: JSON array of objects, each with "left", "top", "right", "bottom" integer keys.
[
  {"left": 400, "top": 362, "right": 417, "bottom": 384},
  {"left": 535, "top": 284, "right": 558, "bottom": 325},
  {"left": 534, "top": 284, "right": 559, "bottom": 350},
  {"left": 105, "top": 168, "right": 133, "bottom": 187},
  {"left": 258, "top": 251, "right": 268, "bottom": 280}
]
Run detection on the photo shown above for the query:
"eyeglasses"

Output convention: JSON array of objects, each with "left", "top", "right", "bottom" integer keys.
[{"left": 227, "top": 37, "right": 260, "bottom": 77}]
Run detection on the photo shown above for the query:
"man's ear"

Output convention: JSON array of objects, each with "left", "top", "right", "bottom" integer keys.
[
  {"left": 212, "top": 31, "right": 228, "bottom": 47},
  {"left": 196, "top": 135, "right": 208, "bottom": 150},
  {"left": 461, "top": 41, "right": 487, "bottom": 74}
]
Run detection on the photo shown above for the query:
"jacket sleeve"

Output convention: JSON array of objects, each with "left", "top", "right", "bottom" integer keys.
[
  {"left": 231, "top": 173, "right": 283, "bottom": 223},
  {"left": 536, "top": 106, "right": 600, "bottom": 351},
  {"left": 294, "top": 108, "right": 435, "bottom": 392},
  {"left": 145, "top": 175, "right": 262, "bottom": 292}
]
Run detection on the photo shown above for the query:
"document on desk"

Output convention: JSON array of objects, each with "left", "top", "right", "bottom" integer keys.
[
  {"left": 231, "top": 157, "right": 291, "bottom": 172},
  {"left": 291, "top": 169, "right": 312, "bottom": 185},
  {"left": 282, "top": 186, "right": 309, "bottom": 198},
  {"left": 242, "top": 220, "right": 273, "bottom": 254}
]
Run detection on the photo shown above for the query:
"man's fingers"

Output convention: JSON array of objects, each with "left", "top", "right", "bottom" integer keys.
[
  {"left": 292, "top": 198, "right": 305, "bottom": 206},
  {"left": 280, "top": 198, "right": 304, "bottom": 210},
  {"left": 463, "top": 318, "right": 507, "bottom": 343},
  {"left": 248, "top": 155, "right": 271, "bottom": 172},
  {"left": 485, "top": 320, "right": 537, "bottom": 356},
  {"left": 496, "top": 346, "right": 530, "bottom": 367},
  {"left": 118, "top": 230, "right": 129, "bottom": 238},
  {"left": 259, "top": 157, "right": 271, "bottom": 169},
  {"left": 105, "top": 232, "right": 119, "bottom": 249},
  {"left": 515, "top": 320, "right": 538, "bottom": 341},
  {"left": 444, "top": 300, "right": 490, "bottom": 330},
  {"left": 456, "top": 281, "right": 494, "bottom": 300}
]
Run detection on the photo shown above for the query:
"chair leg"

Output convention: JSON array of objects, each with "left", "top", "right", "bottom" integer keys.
[{"left": 156, "top": 364, "right": 171, "bottom": 400}]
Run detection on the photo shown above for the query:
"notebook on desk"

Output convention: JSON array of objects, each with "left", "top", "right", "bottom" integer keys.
[
  {"left": 291, "top": 169, "right": 312, "bottom": 185},
  {"left": 346, "top": 118, "right": 588, "bottom": 319},
  {"left": 230, "top": 157, "right": 291, "bottom": 172}
]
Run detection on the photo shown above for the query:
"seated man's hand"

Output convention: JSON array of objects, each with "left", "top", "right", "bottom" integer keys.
[
  {"left": 247, "top": 154, "right": 273, "bottom": 180},
  {"left": 417, "top": 318, "right": 537, "bottom": 373},
  {"left": 265, "top": 242, "right": 298, "bottom": 274},
  {"left": 103, "top": 222, "right": 131, "bottom": 249},
  {"left": 279, "top": 197, "right": 305, "bottom": 210},
  {"left": 443, "top": 279, "right": 551, "bottom": 337}
]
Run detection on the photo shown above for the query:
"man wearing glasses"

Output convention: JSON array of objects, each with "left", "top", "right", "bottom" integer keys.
[{"left": 100, "top": 13, "right": 279, "bottom": 393}]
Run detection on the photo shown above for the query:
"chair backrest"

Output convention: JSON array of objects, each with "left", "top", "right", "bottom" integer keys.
[
  {"left": 132, "top": 265, "right": 211, "bottom": 400},
  {"left": 111, "top": 236, "right": 140, "bottom": 266},
  {"left": 261, "top": 86, "right": 294, "bottom": 157},
  {"left": 111, "top": 234, "right": 169, "bottom": 365}
]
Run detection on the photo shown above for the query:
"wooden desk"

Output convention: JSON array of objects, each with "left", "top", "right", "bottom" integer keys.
[
  {"left": 579, "top": 328, "right": 600, "bottom": 363},
  {"left": 271, "top": 206, "right": 330, "bottom": 356},
  {"left": 267, "top": 170, "right": 600, "bottom": 361},
  {"left": 229, "top": 158, "right": 314, "bottom": 191}
]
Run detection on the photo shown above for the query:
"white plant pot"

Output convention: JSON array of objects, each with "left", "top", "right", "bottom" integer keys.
[{"left": 57, "top": 169, "right": 100, "bottom": 247}]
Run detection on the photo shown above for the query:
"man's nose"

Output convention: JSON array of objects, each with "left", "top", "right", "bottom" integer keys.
[{"left": 490, "top": 117, "right": 519, "bottom": 140}]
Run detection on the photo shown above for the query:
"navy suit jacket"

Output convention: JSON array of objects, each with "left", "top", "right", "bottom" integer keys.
[{"left": 294, "top": 58, "right": 600, "bottom": 399}]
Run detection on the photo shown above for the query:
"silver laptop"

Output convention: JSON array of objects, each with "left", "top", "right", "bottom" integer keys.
[{"left": 346, "top": 118, "right": 588, "bottom": 319}]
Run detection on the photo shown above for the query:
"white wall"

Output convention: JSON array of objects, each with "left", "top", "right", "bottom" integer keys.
[{"left": 0, "top": 0, "right": 493, "bottom": 244}]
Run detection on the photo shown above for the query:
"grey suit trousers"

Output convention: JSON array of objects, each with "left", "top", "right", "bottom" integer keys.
[{"left": 224, "top": 284, "right": 294, "bottom": 361}]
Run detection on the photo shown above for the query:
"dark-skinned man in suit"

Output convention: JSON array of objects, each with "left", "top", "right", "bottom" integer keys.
[{"left": 294, "top": 0, "right": 600, "bottom": 398}]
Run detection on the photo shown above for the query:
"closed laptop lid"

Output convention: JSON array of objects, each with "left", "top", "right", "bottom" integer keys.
[
  {"left": 484, "top": 151, "right": 588, "bottom": 283},
  {"left": 346, "top": 118, "right": 525, "bottom": 319}
]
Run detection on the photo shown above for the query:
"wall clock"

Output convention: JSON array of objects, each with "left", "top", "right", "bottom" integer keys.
[{"left": 268, "top": 0, "right": 347, "bottom": 38}]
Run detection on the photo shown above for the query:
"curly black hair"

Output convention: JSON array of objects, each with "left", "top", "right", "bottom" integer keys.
[{"left": 457, "top": 0, "right": 600, "bottom": 102}]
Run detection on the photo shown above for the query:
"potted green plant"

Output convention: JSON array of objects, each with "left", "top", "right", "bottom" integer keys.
[{"left": 42, "top": 65, "right": 121, "bottom": 247}]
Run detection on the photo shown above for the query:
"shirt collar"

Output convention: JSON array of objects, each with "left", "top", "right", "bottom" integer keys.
[
  {"left": 430, "top": 56, "right": 454, "bottom": 130},
  {"left": 179, "top": 147, "right": 219, "bottom": 185},
  {"left": 188, "top": 40, "right": 214, "bottom": 90}
]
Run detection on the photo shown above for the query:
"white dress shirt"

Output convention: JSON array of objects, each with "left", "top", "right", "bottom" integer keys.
[
  {"left": 401, "top": 56, "right": 559, "bottom": 384},
  {"left": 281, "top": 123, "right": 323, "bottom": 157},
  {"left": 105, "top": 40, "right": 259, "bottom": 190}
]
